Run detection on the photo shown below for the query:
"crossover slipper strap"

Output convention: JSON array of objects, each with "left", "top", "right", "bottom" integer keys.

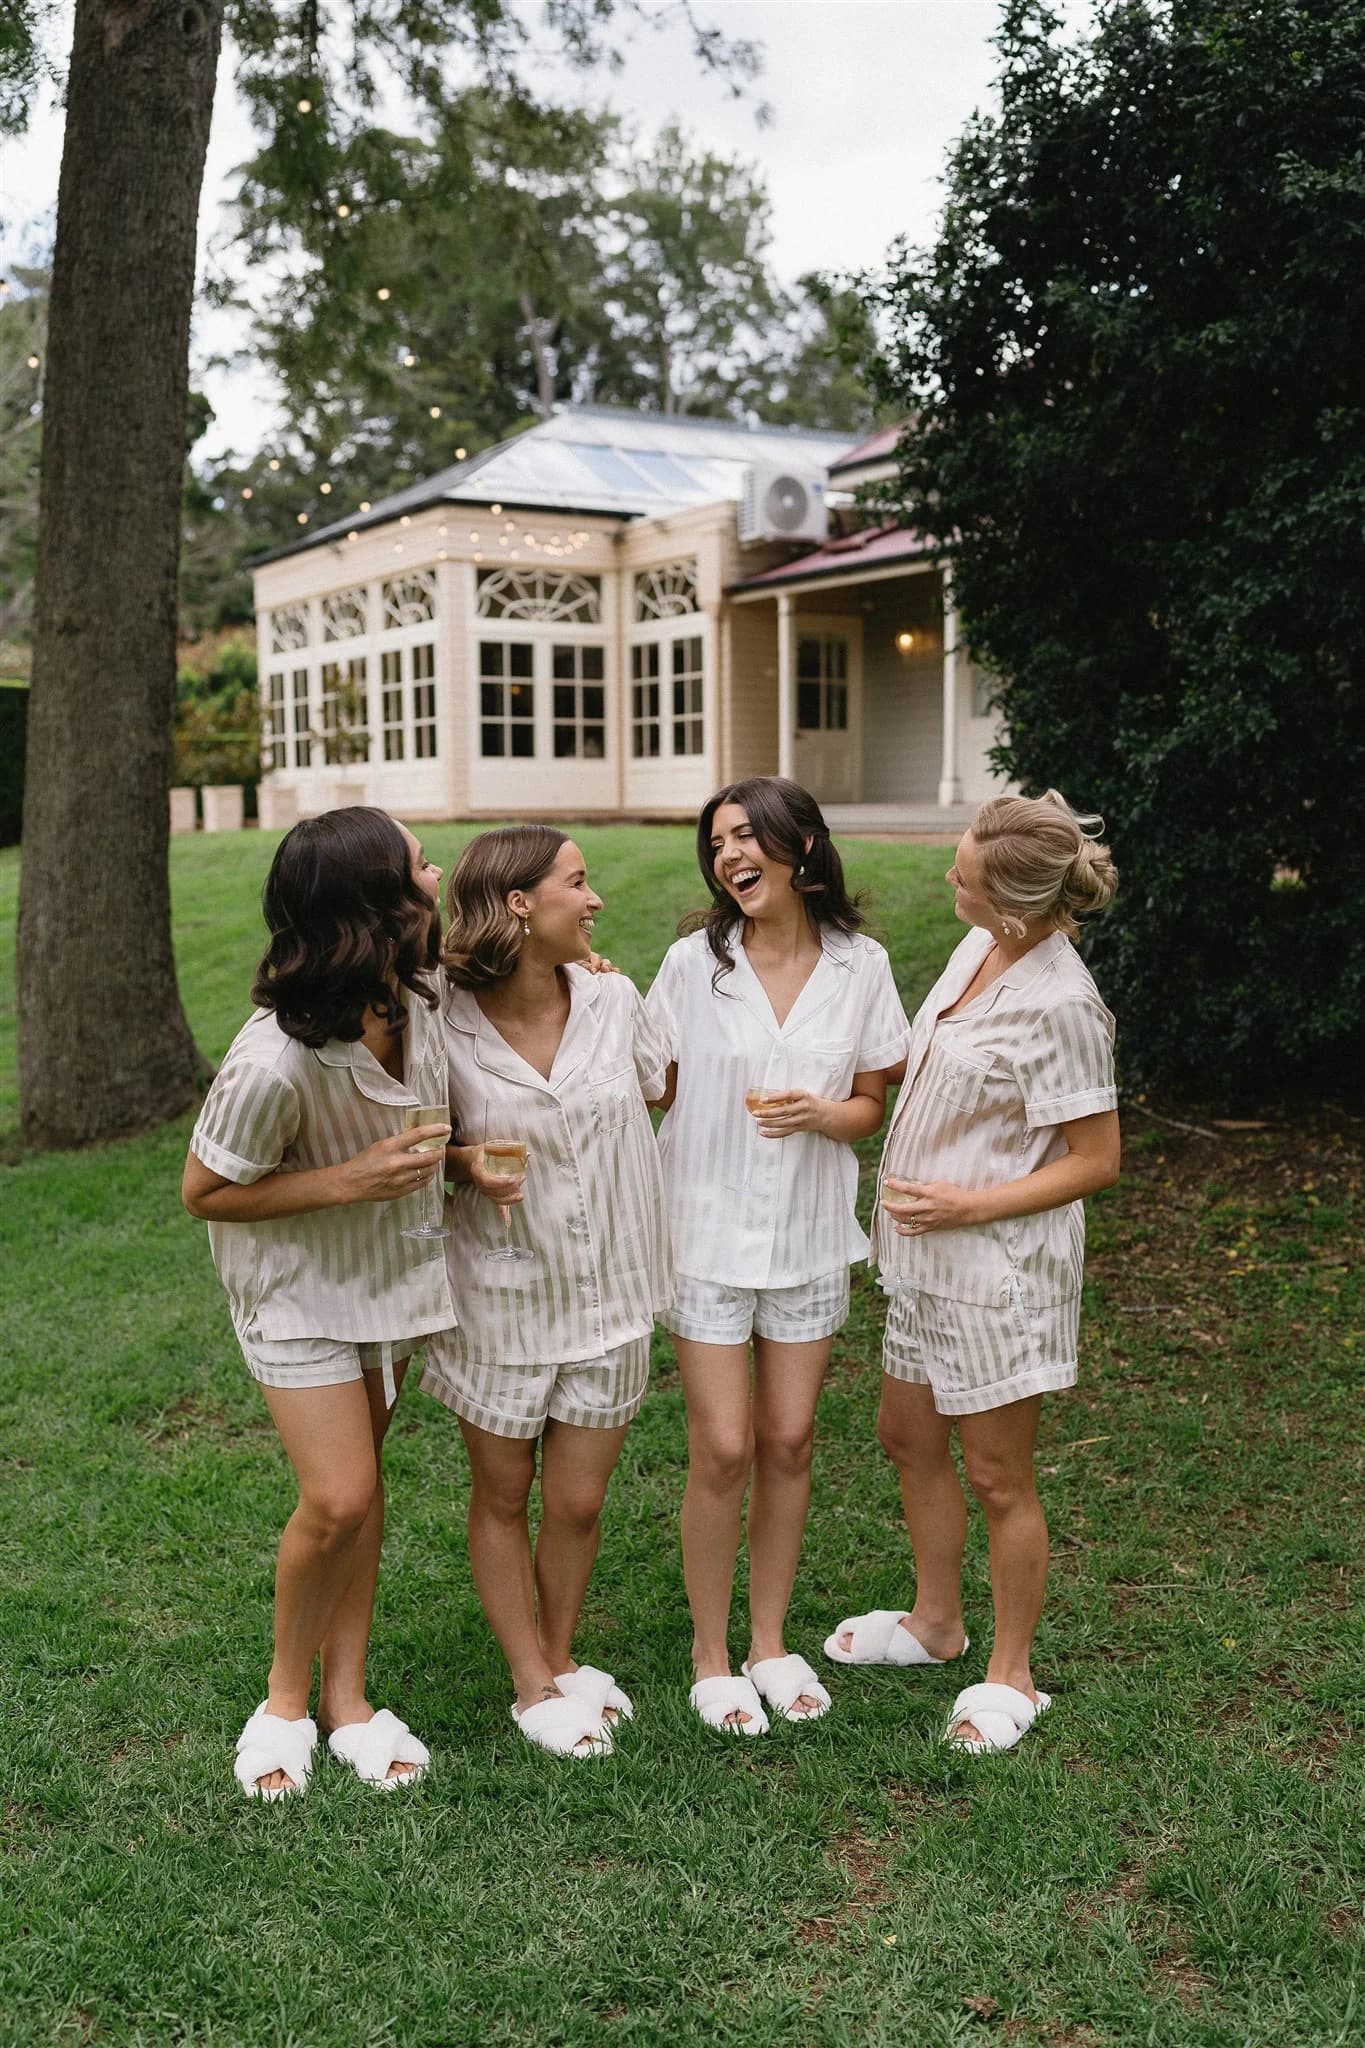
[
  {"left": 234, "top": 1707, "right": 318, "bottom": 1801},
  {"left": 689, "top": 1674, "right": 769, "bottom": 1736},
  {"left": 512, "top": 1696, "right": 613, "bottom": 1758},
  {"left": 744, "top": 1654, "right": 832, "bottom": 1720},
  {"left": 554, "top": 1666, "right": 634, "bottom": 1723},
  {"left": 947, "top": 1683, "right": 1049, "bottom": 1754},
  {"left": 327, "top": 1708, "right": 429, "bottom": 1788}
]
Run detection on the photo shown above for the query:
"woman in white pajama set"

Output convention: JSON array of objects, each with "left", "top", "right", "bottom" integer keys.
[
  {"left": 829, "top": 790, "right": 1120, "bottom": 1755},
  {"left": 183, "top": 808, "right": 455, "bottom": 1799},
  {"left": 648, "top": 777, "right": 910, "bottom": 1735},
  {"left": 422, "top": 826, "right": 671, "bottom": 1759}
]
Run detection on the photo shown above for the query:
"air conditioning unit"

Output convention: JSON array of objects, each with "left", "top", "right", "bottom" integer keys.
[{"left": 738, "top": 464, "right": 828, "bottom": 546}]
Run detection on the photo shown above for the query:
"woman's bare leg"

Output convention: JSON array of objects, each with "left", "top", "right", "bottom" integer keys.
[
  {"left": 746, "top": 1334, "right": 831, "bottom": 1711},
  {"left": 674, "top": 1337, "right": 756, "bottom": 1726},
  {"left": 255, "top": 1377, "right": 381, "bottom": 1793},
  {"left": 458, "top": 1418, "right": 554, "bottom": 1713},
  {"left": 953, "top": 1395, "right": 1047, "bottom": 1741},
  {"left": 535, "top": 1418, "right": 630, "bottom": 1679},
  {"left": 861, "top": 1375, "right": 969, "bottom": 1660}
]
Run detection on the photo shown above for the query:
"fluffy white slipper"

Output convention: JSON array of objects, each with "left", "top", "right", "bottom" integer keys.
[
  {"left": 512, "top": 1695, "right": 614, "bottom": 1759},
  {"left": 824, "top": 1609, "right": 970, "bottom": 1667},
  {"left": 742, "top": 1653, "right": 831, "bottom": 1723},
  {"left": 946, "top": 1682, "right": 1051, "bottom": 1754},
  {"left": 553, "top": 1665, "right": 634, "bottom": 1725},
  {"left": 234, "top": 1704, "right": 318, "bottom": 1801},
  {"left": 327, "top": 1708, "right": 429, "bottom": 1790},
  {"left": 689, "top": 1674, "right": 769, "bottom": 1737}
]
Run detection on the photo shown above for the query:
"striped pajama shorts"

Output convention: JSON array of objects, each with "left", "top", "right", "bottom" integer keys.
[
  {"left": 881, "top": 1281, "right": 1079, "bottom": 1415},
  {"left": 419, "top": 1330, "right": 650, "bottom": 1440}
]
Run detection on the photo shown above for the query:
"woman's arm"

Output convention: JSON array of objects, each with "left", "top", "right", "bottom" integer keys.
[
  {"left": 882, "top": 1109, "right": 1120, "bottom": 1234},
  {"left": 754, "top": 1069, "right": 889, "bottom": 1144},
  {"left": 646, "top": 1061, "right": 678, "bottom": 1113},
  {"left": 182, "top": 1125, "right": 450, "bottom": 1221}
]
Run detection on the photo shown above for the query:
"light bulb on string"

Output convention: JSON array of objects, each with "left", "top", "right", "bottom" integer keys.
[
  {"left": 268, "top": 459, "right": 281, "bottom": 471},
  {"left": 27, "top": 354, "right": 40, "bottom": 368},
  {"left": 241, "top": 487, "right": 254, "bottom": 500},
  {"left": 376, "top": 287, "right": 391, "bottom": 302},
  {"left": 347, "top": 530, "right": 358, "bottom": 541},
  {"left": 455, "top": 447, "right": 467, "bottom": 460},
  {"left": 336, "top": 203, "right": 351, "bottom": 219},
  {"left": 297, "top": 97, "right": 313, "bottom": 113},
  {"left": 359, "top": 500, "right": 371, "bottom": 512},
  {"left": 400, "top": 515, "right": 411, "bottom": 528},
  {"left": 296, "top": 512, "right": 309, "bottom": 525},
  {"left": 403, "top": 352, "right": 416, "bottom": 367},
  {"left": 319, "top": 482, "right": 332, "bottom": 494},
  {"left": 490, "top": 504, "right": 502, "bottom": 516},
  {"left": 429, "top": 406, "right": 441, "bottom": 418}
]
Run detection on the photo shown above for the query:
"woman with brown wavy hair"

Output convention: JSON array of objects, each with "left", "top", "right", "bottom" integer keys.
[
  {"left": 422, "top": 826, "right": 672, "bottom": 1760},
  {"left": 183, "top": 807, "right": 455, "bottom": 1800}
]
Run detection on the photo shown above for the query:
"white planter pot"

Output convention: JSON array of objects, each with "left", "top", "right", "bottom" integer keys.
[
  {"left": 169, "top": 786, "right": 198, "bottom": 835},
  {"left": 257, "top": 783, "right": 300, "bottom": 832},
  {"left": 201, "top": 784, "right": 245, "bottom": 833}
]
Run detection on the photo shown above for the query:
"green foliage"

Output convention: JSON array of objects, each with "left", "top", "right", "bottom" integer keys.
[
  {"left": 866, "top": 0, "right": 1365, "bottom": 1103},
  {"left": 172, "top": 688, "right": 261, "bottom": 788}
]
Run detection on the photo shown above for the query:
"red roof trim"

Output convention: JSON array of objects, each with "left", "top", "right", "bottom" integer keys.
[{"left": 728, "top": 524, "right": 932, "bottom": 593}]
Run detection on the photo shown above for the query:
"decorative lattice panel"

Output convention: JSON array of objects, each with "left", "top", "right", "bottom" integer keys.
[
  {"left": 321, "top": 586, "right": 368, "bottom": 641},
  {"left": 268, "top": 604, "right": 309, "bottom": 653},
  {"left": 476, "top": 568, "right": 602, "bottom": 624},
  {"left": 382, "top": 571, "right": 437, "bottom": 628},
  {"left": 633, "top": 559, "right": 698, "bottom": 622}
]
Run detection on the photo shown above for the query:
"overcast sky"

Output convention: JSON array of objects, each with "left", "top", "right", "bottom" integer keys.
[{"left": 0, "top": 1, "right": 1091, "bottom": 460}]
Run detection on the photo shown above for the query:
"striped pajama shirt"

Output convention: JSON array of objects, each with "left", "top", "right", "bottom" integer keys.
[
  {"left": 420, "top": 967, "right": 672, "bottom": 1438},
  {"left": 872, "top": 925, "right": 1117, "bottom": 1414},
  {"left": 189, "top": 993, "right": 457, "bottom": 1378}
]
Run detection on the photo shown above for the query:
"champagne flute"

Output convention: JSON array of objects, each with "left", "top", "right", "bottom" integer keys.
[
  {"left": 400, "top": 1102, "right": 451, "bottom": 1244},
  {"left": 482, "top": 1104, "right": 535, "bottom": 1266}
]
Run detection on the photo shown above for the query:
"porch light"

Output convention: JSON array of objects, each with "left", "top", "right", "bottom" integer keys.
[{"left": 895, "top": 630, "right": 916, "bottom": 654}]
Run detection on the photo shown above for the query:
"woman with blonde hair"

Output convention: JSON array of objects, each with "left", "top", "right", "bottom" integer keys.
[
  {"left": 422, "top": 826, "right": 671, "bottom": 1759},
  {"left": 828, "top": 790, "right": 1120, "bottom": 1755}
]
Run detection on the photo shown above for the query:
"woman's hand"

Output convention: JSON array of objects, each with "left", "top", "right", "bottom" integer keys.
[
  {"left": 467, "top": 1142, "right": 528, "bottom": 1225},
  {"left": 882, "top": 1175, "right": 980, "bottom": 1235},
  {"left": 335, "top": 1127, "right": 451, "bottom": 1204},
  {"left": 753, "top": 1090, "right": 833, "bottom": 1138},
  {"left": 586, "top": 951, "right": 619, "bottom": 975}
]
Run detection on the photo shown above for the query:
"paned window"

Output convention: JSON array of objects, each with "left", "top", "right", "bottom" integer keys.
[
  {"left": 480, "top": 640, "right": 535, "bottom": 757},
  {"left": 796, "top": 633, "right": 849, "bottom": 732},
  {"left": 319, "top": 658, "right": 370, "bottom": 764},
  {"left": 633, "top": 559, "right": 698, "bottom": 622},
  {"left": 382, "top": 571, "right": 436, "bottom": 628},
  {"left": 381, "top": 650, "right": 404, "bottom": 761},
  {"left": 264, "top": 671, "right": 287, "bottom": 770},
  {"left": 631, "top": 644, "right": 661, "bottom": 758},
  {"left": 552, "top": 645, "right": 606, "bottom": 758},
  {"left": 322, "top": 586, "right": 368, "bottom": 642},
  {"left": 671, "top": 635, "right": 704, "bottom": 756},
  {"left": 269, "top": 604, "right": 309, "bottom": 653},
  {"left": 291, "top": 668, "right": 311, "bottom": 766},
  {"left": 476, "top": 568, "right": 601, "bottom": 624},
  {"left": 412, "top": 643, "right": 437, "bottom": 759}
]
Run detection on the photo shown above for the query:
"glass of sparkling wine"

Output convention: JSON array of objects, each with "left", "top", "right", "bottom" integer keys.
[
  {"left": 482, "top": 1106, "right": 534, "bottom": 1266},
  {"left": 400, "top": 1103, "right": 451, "bottom": 1244},
  {"left": 746, "top": 1048, "right": 794, "bottom": 1122}
]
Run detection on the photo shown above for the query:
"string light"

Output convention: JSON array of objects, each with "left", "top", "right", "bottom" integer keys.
[
  {"left": 319, "top": 482, "right": 332, "bottom": 494},
  {"left": 438, "top": 548, "right": 449, "bottom": 561},
  {"left": 429, "top": 405, "right": 441, "bottom": 418},
  {"left": 241, "top": 487, "right": 254, "bottom": 500},
  {"left": 455, "top": 446, "right": 467, "bottom": 460},
  {"left": 297, "top": 97, "right": 313, "bottom": 113},
  {"left": 27, "top": 354, "right": 40, "bottom": 368},
  {"left": 296, "top": 512, "right": 309, "bottom": 524},
  {"left": 403, "top": 352, "right": 417, "bottom": 367},
  {"left": 336, "top": 203, "right": 351, "bottom": 219},
  {"left": 268, "top": 458, "right": 281, "bottom": 471},
  {"left": 347, "top": 530, "right": 358, "bottom": 541},
  {"left": 359, "top": 500, "right": 371, "bottom": 512},
  {"left": 400, "top": 515, "right": 411, "bottom": 528},
  {"left": 376, "top": 287, "right": 391, "bottom": 302},
  {"left": 468, "top": 530, "right": 479, "bottom": 542},
  {"left": 490, "top": 503, "right": 502, "bottom": 515},
  {"left": 437, "top": 524, "right": 448, "bottom": 536},
  {"left": 473, "top": 551, "right": 483, "bottom": 562}
]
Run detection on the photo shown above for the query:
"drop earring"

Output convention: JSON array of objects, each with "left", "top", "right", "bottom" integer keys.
[{"left": 522, "top": 918, "right": 531, "bottom": 936}]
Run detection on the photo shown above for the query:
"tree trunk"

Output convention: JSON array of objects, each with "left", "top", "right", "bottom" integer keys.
[{"left": 18, "top": 0, "right": 224, "bottom": 1148}]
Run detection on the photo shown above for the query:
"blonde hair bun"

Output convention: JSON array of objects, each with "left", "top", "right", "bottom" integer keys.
[{"left": 971, "top": 788, "right": 1118, "bottom": 939}]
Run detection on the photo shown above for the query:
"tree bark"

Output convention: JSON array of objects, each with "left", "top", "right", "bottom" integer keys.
[{"left": 18, "top": 0, "right": 224, "bottom": 1148}]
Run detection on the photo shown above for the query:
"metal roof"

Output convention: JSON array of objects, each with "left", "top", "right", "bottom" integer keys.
[
  {"left": 254, "top": 406, "right": 861, "bottom": 566},
  {"left": 728, "top": 523, "right": 933, "bottom": 595}
]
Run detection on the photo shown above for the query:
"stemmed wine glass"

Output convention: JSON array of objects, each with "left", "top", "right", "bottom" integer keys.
[
  {"left": 400, "top": 1102, "right": 451, "bottom": 1245},
  {"left": 482, "top": 1104, "right": 534, "bottom": 1266}
]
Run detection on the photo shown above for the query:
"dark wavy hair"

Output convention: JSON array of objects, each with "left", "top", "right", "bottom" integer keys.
[
  {"left": 251, "top": 807, "right": 441, "bottom": 1046},
  {"left": 682, "top": 776, "right": 866, "bottom": 986}
]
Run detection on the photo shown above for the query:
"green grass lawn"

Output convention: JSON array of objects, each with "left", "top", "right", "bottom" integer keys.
[{"left": 1, "top": 826, "right": 1362, "bottom": 2047}]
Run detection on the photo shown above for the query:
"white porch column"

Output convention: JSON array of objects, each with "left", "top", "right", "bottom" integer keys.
[
  {"left": 777, "top": 591, "right": 796, "bottom": 781},
  {"left": 937, "top": 569, "right": 963, "bottom": 807}
]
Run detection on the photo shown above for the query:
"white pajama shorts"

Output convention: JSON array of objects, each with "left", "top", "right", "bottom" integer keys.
[
  {"left": 419, "top": 1332, "right": 650, "bottom": 1440},
  {"left": 881, "top": 1284, "right": 1078, "bottom": 1415},
  {"left": 663, "top": 1267, "right": 850, "bottom": 1347}
]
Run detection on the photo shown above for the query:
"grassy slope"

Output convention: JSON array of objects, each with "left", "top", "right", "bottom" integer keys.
[{"left": 1, "top": 829, "right": 1361, "bottom": 2048}]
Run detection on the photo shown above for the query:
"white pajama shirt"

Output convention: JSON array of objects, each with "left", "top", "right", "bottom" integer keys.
[
  {"left": 873, "top": 924, "right": 1117, "bottom": 1412},
  {"left": 646, "top": 927, "right": 911, "bottom": 1292}
]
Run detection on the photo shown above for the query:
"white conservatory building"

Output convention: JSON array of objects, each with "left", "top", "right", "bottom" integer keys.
[{"left": 250, "top": 406, "right": 1009, "bottom": 824}]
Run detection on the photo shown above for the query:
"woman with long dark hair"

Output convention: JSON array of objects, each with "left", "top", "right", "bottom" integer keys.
[
  {"left": 183, "top": 807, "right": 454, "bottom": 1798},
  {"left": 421, "top": 826, "right": 671, "bottom": 1759},
  {"left": 647, "top": 777, "right": 909, "bottom": 1733}
]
